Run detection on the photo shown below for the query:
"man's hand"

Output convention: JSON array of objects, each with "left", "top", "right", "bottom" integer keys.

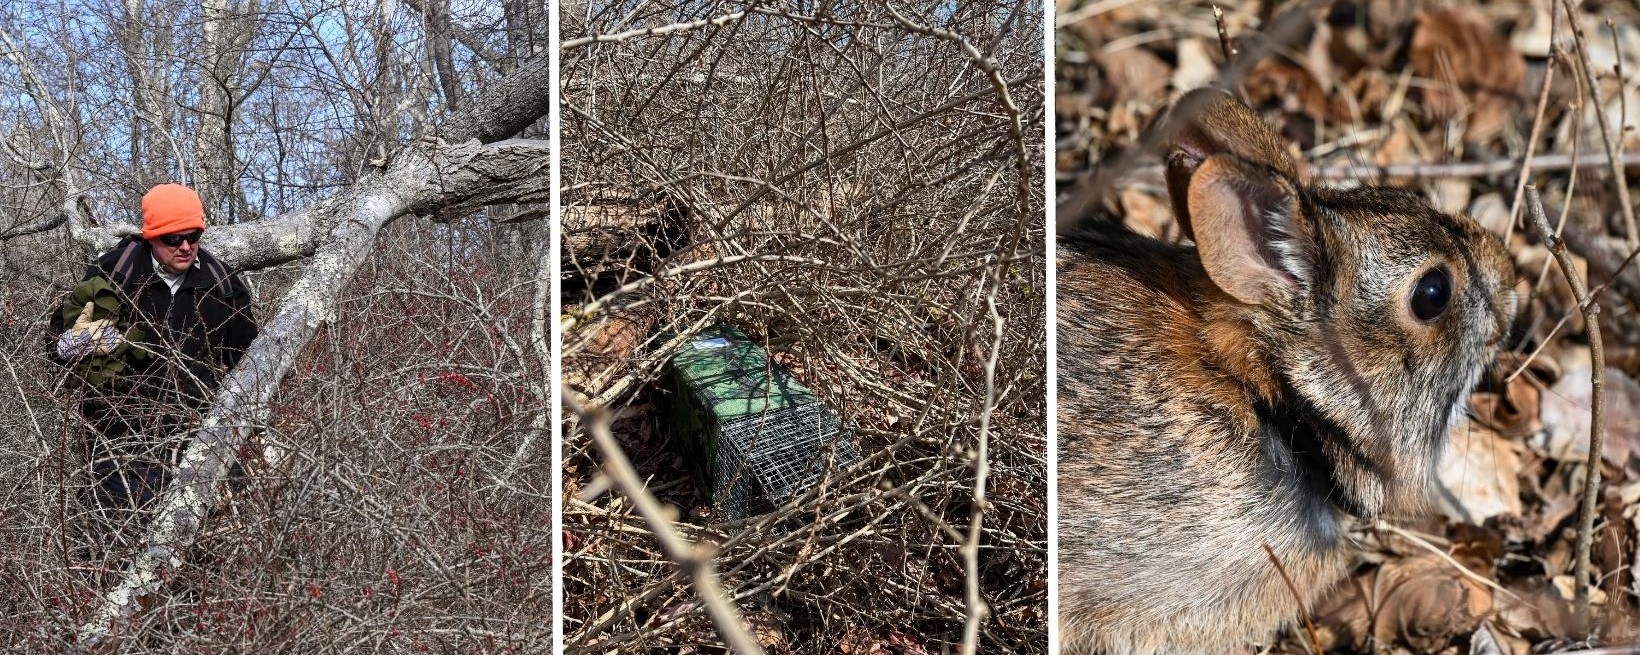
[{"left": 58, "top": 301, "right": 121, "bottom": 359}]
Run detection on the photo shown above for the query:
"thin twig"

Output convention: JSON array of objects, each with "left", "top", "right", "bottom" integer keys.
[
  {"left": 1213, "top": 5, "right": 1236, "bottom": 60},
  {"left": 1309, "top": 152, "right": 1640, "bottom": 180},
  {"left": 1525, "top": 184, "right": 1606, "bottom": 631},
  {"left": 562, "top": 12, "right": 748, "bottom": 50},
  {"left": 1068, "top": 151, "right": 1640, "bottom": 188},
  {"left": 1373, "top": 520, "right": 1521, "bottom": 601},
  {"left": 1560, "top": 0, "right": 1637, "bottom": 250},
  {"left": 880, "top": 11, "right": 1032, "bottom": 652},
  {"left": 563, "top": 393, "right": 768, "bottom": 655},
  {"left": 1506, "top": 3, "right": 1562, "bottom": 245},
  {"left": 1505, "top": 240, "right": 1640, "bottom": 384},
  {"left": 1212, "top": 5, "right": 1244, "bottom": 104},
  {"left": 1262, "top": 544, "right": 1322, "bottom": 655}
]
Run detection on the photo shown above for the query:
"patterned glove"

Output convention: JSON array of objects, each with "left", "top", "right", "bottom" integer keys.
[{"left": 58, "top": 301, "right": 121, "bottom": 359}]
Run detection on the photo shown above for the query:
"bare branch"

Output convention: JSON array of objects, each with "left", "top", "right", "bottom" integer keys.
[
  {"left": 1524, "top": 184, "right": 1607, "bottom": 630},
  {"left": 1559, "top": 0, "right": 1637, "bottom": 250},
  {"left": 563, "top": 394, "right": 767, "bottom": 655},
  {"left": 561, "top": 12, "right": 749, "bottom": 50}
]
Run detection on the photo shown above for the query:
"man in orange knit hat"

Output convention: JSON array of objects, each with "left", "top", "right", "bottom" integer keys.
[{"left": 49, "top": 183, "right": 257, "bottom": 553}]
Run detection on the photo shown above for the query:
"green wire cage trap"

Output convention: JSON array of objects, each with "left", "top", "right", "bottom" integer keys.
[{"left": 660, "top": 324, "right": 859, "bottom": 520}]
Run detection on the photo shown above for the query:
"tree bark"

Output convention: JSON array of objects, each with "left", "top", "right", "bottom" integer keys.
[
  {"left": 193, "top": 0, "right": 261, "bottom": 223},
  {"left": 441, "top": 52, "right": 551, "bottom": 144},
  {"left": 188, "top": 137, "right": 552, "bottom": 270}
]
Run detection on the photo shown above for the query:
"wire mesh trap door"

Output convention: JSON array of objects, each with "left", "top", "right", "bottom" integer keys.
[{"left": 661, "top": 323, "right": 860, "bottom": 521}]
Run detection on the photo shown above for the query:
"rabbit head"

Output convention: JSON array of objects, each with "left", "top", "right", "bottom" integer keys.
[{"left": 1160, "top": 89, "right": 1517, "bottom": 518}]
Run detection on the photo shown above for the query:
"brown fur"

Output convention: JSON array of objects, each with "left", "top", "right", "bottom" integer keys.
[{"left": 1057, "top": 90, "right": 1516, "bottom": 654}]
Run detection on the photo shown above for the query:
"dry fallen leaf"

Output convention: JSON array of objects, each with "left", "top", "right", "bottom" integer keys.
[
  {"left": 1538, "top": 367, "right": 1640, "bottom": 469},
  {"left": 748, "top": 610, "right": 789, "bottom": 650},
  {"left": 1439, "top": 420, "right": 1524, "bottom": 523},
  {"left": 1492, "top": 583, "right": 1581, "bottom": 642},
  {"left": 1243, "top": 54, "right": 1342, "bottom": 127},
  {"left": 1311, "top": 553, "right": 1495, "bottom": 653},
  {"left": 1408, "top": 7, "right": 1526, "bottom": 143},
  {"left": 1467, "top": 192, "right": 1511, "bottom": 240},
  {"left": 1471, "top": 351, "right": 1551, "bottom": 439},
  {"left": 1094, "top": 45, "right": 1171, "bottom": 112},
  {"left": 1471, "top": 622, "right": 1532, "bottom": 655},
  {"left": 1171, "top": 38, "right": 1217, "bottom": 93},
  {"left": 1550, "top": 574, "right": 1608, "bottom": 604},
  {"left": 884, "top": 631, "right": 932, "bottom": 655},
  {"left": 1118, "top": 188, "right": 1172, "bottom": 240}
]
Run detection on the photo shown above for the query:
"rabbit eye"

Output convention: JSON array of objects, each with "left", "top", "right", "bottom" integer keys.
[{"left": 1410, "top": 266, "right": 1451, "bottom": 322}]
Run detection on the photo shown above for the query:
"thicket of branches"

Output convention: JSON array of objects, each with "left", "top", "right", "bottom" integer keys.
[
  {"left": 560, "top": 1, "right": 1047, "bottom": 653},
  {"left": 0, "top": 1, "right": 551, "bottom": 651}
]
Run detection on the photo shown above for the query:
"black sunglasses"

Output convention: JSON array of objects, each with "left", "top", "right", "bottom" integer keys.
[{"left": 157, "top": 230, "right": 203, "bottom": 247}]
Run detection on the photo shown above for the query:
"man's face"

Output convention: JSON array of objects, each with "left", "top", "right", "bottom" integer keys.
[{"left": 149, "top": 230, "right": 202, "bottom": 275}]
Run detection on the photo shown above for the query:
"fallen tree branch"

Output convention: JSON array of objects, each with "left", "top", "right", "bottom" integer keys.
[
  {"left": 0, "top": 210, "right": 67, "bottom": 242},
  {"left": 0, "top": 24, "right": 119, "bottom": 255},
  {"left": 73, "top": 136, "right": 552, "bottom": 652}
]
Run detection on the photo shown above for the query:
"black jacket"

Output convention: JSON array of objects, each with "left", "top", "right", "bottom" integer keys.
[{"left": 50, "top": 239, "right": 257, "bottom": 452}]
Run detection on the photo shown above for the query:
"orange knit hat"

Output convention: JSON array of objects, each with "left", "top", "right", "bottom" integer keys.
[{"left": 141, "top": 183, "right": 207, "bottom": 239}]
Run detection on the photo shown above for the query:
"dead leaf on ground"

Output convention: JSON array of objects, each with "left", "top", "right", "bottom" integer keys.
[
  {"left": 1408, "top": 7, "right": 1526, "bottom": 143},
  {"left": 1171, "top": 38, "right": 1217, "bottom": 93},
  {"left": 1311, "top": 552, "right": 1495, "bottom": 653},
  {"left": 1471, "top": 350, "right": 1552, "bottom": 438},
  {"left": 1243, "top": 53, "right": 1344, "bottom": 128},
  {"left": 1095, "top": 45, "right": 1170, "bottom": 106},
  {"left": 748, "top": 610, "right": 789, "bottom": 650},
  {"left": 1468, "top": 192, "right": 1511, "bottom": 239},
  {"left": 884, "top": 631, "right": 932, "bottom": 655},
  {"left": 1471, "top": 622, "right": 1533, "bottom": 655},
  {"left": 1492, "top": 583, "right": 1581, "bottom": 642},
  {"left": 1439, "top": 420, "right": 1524, "bottom": 523},
  {"left": 1371, "top": 122, "right": 1429, "bottom": 173},
  {"left": 1539, "top": 367, "right": 1640, "bottom": 469},
  {"left": 1118, "top": 188, "right": 1173, "bottom": 240}
]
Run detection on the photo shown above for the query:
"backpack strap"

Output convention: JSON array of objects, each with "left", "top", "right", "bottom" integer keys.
[
  {"left": 108, "top": 240, "right": 143, "bottom": 287},
  {"left": 201, "top": 252, "right": 235, "bottom": 299}
]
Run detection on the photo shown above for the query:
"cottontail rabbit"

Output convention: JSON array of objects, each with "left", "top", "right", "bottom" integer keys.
[{"left": 1057, "top": 89, "right": 1517, "bottom": 654}]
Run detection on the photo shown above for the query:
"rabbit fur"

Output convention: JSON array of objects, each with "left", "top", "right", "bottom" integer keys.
[{"left": 1057, "top": 89, "right": 1517, "bottom": 655}]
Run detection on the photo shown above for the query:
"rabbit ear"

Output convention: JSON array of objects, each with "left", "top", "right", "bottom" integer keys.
[
  {"left": 1163, "top": 89, "right": 1301, "bottom": 240},
  {"left": 1187, "top": 155, "right": 1311, "bottom": 306}
]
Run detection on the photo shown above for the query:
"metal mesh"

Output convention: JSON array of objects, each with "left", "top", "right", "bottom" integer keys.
[
  {"left": 714, "top": 402, "right": 858, "bottom": 520},
  {"left": 661, "top": 324, "right": 860, "bottom": 521}
]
